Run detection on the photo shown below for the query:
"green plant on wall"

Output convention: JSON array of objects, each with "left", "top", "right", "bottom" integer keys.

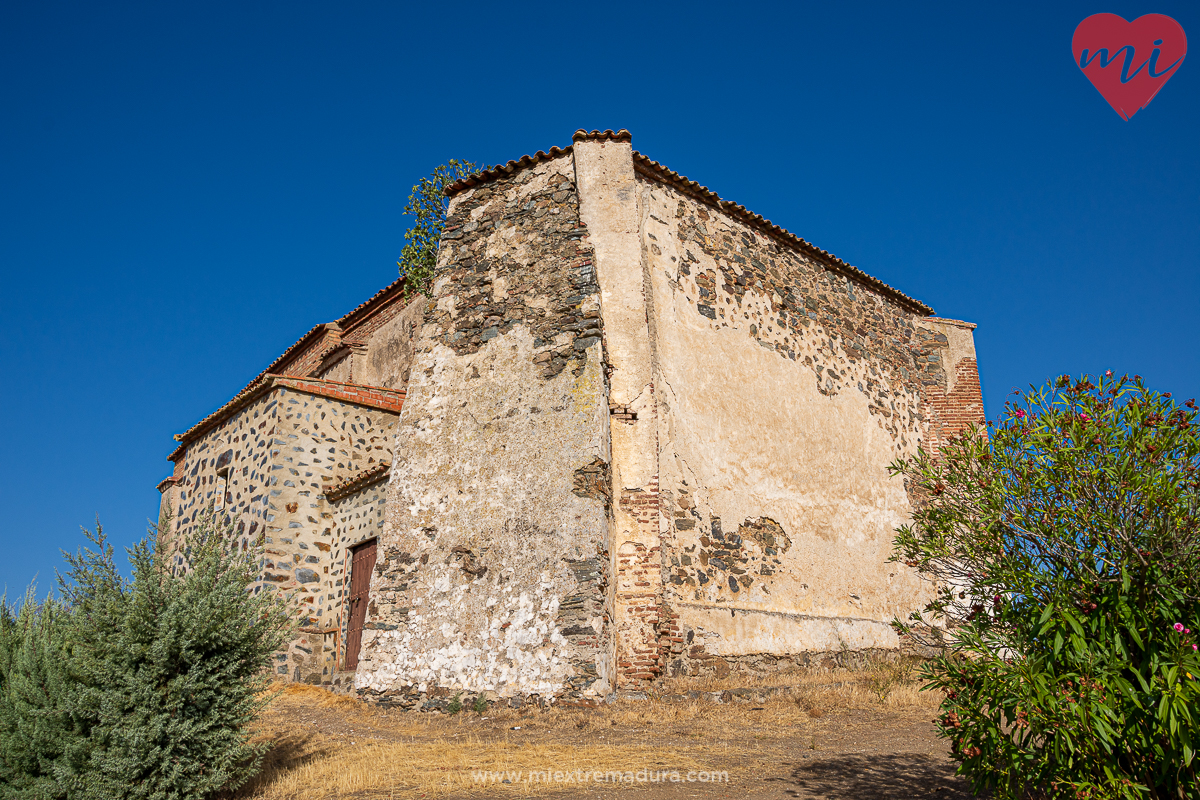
[
  {"left": 891, "top": 373, "right": 1200, "bottom": 799},
  {"left": 397, "top": 159, "right": 482, "bottom": 298}
]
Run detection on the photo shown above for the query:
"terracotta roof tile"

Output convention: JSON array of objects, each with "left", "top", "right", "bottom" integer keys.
[
  {"left": 445, "top": 145, "right": 574, "bottom": 196},
  {"left": 573, "top": 128, "right": 632, "bottom": 143},
  {"left": 156, "top": 476, "right": 181, "bottom": 493},
  {"left": 442, "top": 130, "right": 933, "bottom": 316},
  {"left": 326, "top": 462, "right": 391, "bottom": 503},
  {"left": 630, "top": 152, "right": 933, "bottom": 316},
  {"left": 336, "top": 276, "right": 408, "bottom": 331},
  {"left": 250, "top": 323, "right": 341, "bottom": 387},
  {"left": 170, "top": 375, "right": 404, "bottom": 460}
]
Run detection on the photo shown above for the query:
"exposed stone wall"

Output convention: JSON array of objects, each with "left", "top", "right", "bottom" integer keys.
[
  {"left": 355, "top": 296, "right": 426, "bottom": 390},
  {"left": 160, "top": 390, "right": 279, "bottom": 560},
  {"left": 156, "top": 130, "right": 985, "bottom": 699},
  {"left": 634, "top": 167, "right": 983, "bottom": 679},
  {"left": 356, "top": 153, "right": 615, "bottom": 704},
  {"left": 160, "top": 382, "right": 400, "bottom": 684},
  {"left": 325, "top": 468, "right": 390, "bottom": 676}
]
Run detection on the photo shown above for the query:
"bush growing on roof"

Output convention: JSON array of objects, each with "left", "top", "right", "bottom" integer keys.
[
  {"left": 397, "top": 159, "right": 482, "bottom": 298},
  {"left": 0, "top": 512, "right": 292, "bottom": 799},
  {"left": 891, "top": 372, "right": 1200, "bottom": 800}
]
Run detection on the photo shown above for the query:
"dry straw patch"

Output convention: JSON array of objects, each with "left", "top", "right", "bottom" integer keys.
[
  {"left": 234, "top": 663, "right": 939, "bottom": 799},
  {"left": 658, "top": 656, "right": 935, "bottom": 715},
  {"left": 238, "top": 736, "right": 706, "bottom": 799}
]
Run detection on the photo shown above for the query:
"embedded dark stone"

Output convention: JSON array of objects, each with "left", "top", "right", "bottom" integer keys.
[{"left": 294, "top": 568, "right": 319, "bottom": 584}]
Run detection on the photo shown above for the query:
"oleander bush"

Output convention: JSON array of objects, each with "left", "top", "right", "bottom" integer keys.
[
  {"left": 0, "top": 513, "right": 291, "bottom": 799},
  {"left": 892, "top": 373, "right": 1200, "bottom": 799}
]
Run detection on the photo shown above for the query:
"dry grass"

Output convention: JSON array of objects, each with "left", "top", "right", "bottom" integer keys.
[
  {"left": 657, "top": 656, "right": 933, "bottom": 715},
  {"left": 239, "top": 735, "right": 707, "bottom": 799},
  {"left": 232, "top": 662, "right": 941, "bottom": 799}
]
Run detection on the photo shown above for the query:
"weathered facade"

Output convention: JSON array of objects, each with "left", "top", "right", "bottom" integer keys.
[
  {"left": 158, "top": 129, "right": 983, "bottom": 702},
  {"left": 159, "top": 280, "right": 423, "bottom": 684}
]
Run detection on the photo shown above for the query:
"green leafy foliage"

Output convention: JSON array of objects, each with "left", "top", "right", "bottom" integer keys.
[
  {"left": 891, "top": 373, "right": 1200, "bottom": 799},
  {"left": 396, "top": 159, "right": 481, "bottom": 297},
  {"left": 0, "top": 514, "right": 292, "bottom": 799}
]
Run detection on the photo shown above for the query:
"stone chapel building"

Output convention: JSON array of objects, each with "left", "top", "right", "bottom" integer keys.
[{"left": 157, "top": 129, "right": 984, "bottom": 705}]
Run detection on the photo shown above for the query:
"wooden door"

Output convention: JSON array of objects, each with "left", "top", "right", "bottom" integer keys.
[{"left": 343, "top": 539, "right": 377, "bottom": 671}]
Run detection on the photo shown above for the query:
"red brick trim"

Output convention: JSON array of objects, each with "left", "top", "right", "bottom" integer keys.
[
  {"left": 326, "top": 462, "right": 391, "bottom": 503},
  {"left": 156, "top": 476, "right": 181, "bottom": 494},
  {"left": 251, "top": 323, "right": 343, "bottom": 387},
  {"left": 274, "top": 376, "right": 405, "bottom": 413},
  {"left": 170, "top": 376, "right": 405, "bottom": 460},
  {"left": 924, "top": 357, "right": 986, "bottom": 456},
  {"left": 336, "top": 277, "right": 408, "bottom": 334}
]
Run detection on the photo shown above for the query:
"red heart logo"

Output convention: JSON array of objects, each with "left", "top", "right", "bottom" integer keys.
[{"left": 1072, "top": 13, "right": 1187, "bottom": 120}]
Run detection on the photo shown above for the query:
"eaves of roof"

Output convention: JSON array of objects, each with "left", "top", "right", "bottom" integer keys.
[
  {"left": 189, "top": 277, "right": 410, "bottom": 452},
  {"left": 169, "top": 375, "right": 405, "bottom": 462},
  {"left": 326, "top": 462, "right": 391, "bottom": 503},
  {"left": 252, "top": 323, "right": 342, "bottom": 386},
  {"left": 442, "top": 130, "right": 932, "bottom": 317},
  {"left": 336, "top": 276, "right": 409, "bottom": 332},
  {"left": 444, "top": 146, "right": 574, "bottom": 197},
  {"left": 156, "top": 476, "right": 181, "bottom": 494},
  {"left": 629, "top": 152, "right": 933, "bottom": 316}
]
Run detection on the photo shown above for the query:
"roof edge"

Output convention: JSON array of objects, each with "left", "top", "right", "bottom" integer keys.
[
  {"left": 631, "top": 152, "right": 934, "bottom": 317},
  {"left": 922, "top": 316, "right": 977, "bottom": 331},
  {"left": 445, "top": 145, "right": 574, "bottom": 197},
  {"left": 573, "top": 128, "right": 632, "bottom": 144},
  {"left": 437, "top": 130, "right": 934, "bottom": 316},
  {"left": 156, "top": 476, "right": 181, "bottom": 494},
  {"left": 170, "top": 376, "right": 405, "bottom": 461},
  {"left": 326, "top": 462, "right": 392, "bottom": 503},
  {"left": 336, "top": 276, "right": 409, "bottom": 332}
]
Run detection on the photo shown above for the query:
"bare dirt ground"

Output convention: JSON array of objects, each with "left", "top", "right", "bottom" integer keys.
[{"left": 231, "top": 667, "right": 978, "bottom": 800}]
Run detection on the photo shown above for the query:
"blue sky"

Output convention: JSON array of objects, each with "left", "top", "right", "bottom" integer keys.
[{"left": 1, "top": 1, "right": 1196, "bottom": 593}]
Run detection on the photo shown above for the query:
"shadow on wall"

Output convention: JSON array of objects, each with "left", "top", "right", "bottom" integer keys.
[{"left": 773, "top": 753, "right": 977, "bottom": 799}]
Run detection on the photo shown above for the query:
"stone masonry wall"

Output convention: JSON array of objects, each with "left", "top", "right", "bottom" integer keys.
[
  {"left": 315, "top": 292, "right": 427, "bottom": 392},
  {"left": 355, "top": 153, "right": 615, "bottom": 705},
  {"left": 633, "top": 164, "right": 984, "bottom": 680},
  {"left": 324, "top": 466, "right": 390, "bottom": 682},
  {"left": 160, "top": 380, "right": 400, "bottom": 684}
]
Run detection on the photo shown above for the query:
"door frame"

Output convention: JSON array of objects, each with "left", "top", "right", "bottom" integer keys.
[{"left": 343, "top": 537, "right": 378, "bottom": 671}]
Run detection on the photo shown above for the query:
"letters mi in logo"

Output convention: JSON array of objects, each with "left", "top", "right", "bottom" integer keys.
[{"left": 1072, "top": 14, "right": 1187, "bottom": 120}]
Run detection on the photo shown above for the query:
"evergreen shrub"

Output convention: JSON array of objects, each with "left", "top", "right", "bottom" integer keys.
[{"left": 0, "top": 514, "right": 292, "bottom": 799}]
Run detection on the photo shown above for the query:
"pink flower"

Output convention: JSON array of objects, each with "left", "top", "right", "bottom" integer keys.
[
  {"left": 1175, "top": 623, "right": 1186, "bottom": 632},
  {"left": 1079, "top": 413, "right": 1091, "bottom": 422},
  {"left": 1014, "top": 409, "right": 1026, "bottom": 419}
]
